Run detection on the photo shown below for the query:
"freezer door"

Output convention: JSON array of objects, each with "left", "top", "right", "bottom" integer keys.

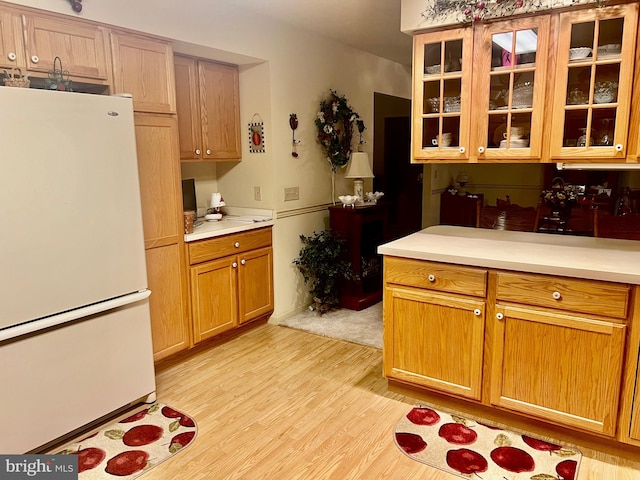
[{"left": 0, "top": 88, "right": 148, "bottom": 330}]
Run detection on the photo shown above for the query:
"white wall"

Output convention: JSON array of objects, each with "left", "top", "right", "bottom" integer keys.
[{"left": 6, "top": 0, "right": 412, "bottom": 319}]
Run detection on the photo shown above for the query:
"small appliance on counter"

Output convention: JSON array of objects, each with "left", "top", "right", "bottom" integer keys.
[{"left": 205, "top": 192, "right": 225, "bottom": 221}]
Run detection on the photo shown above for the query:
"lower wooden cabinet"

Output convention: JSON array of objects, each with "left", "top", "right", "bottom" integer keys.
[
  {"left": 187, "top": 227, "right": 274, "bottom": 343},
  {"left": 146, "top": 244, "right": 189, "bottom": 362}
]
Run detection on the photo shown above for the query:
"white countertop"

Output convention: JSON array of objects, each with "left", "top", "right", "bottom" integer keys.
[
  {"left": 184, "top": 207, "right": 274, "bottom": 242},
  {"left": 378, "top": 225, "right": 640, "bottom": 284}
]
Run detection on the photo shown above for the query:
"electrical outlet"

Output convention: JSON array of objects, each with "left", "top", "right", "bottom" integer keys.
[
  {"left": 254, "top": 186, "right": 261, "bottom": 201},
  {"left": 284, "top": 186, "right": 299, "bottom": 201}
]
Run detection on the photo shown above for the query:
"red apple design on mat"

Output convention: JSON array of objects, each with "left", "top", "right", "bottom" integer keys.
[
  {"left": 446, "top": 448, "right": 488, "bottom": 475},
  {"left": 122, "top": 424, "right": 163, "bottom": 446},
  {"left": 556, "top": 459, "right": 577, "bottom": 480},
  {"left": 105, "top": 450, "right": 149, "bottom": 476},
  {"left": 161, "top": 406, "right": 183, "bottom": 419},
  {"left": 179, "top": 415, "right": 195, "bottom": 427},
  {"left": 406, "top": 407, "right": 440, "bottom": 425},
  {"left": 395, "top": 432, "right": 427, "bottom": 454},
  {"left": 438, "top": 423, "right": 478, "bottom": 445},
  {"left": 72, "top": 447, "right": 106, "bottom": 473},
  {"left": 521, "top": 435, "right": 562, "bottom": 453},
  {"left": 170, "top": 431, "right": 196, "bottom": 453},
  {"left": 120, "top": 408, "right": 149, "bottom": 423},
  {"left": 490, "top": 446, "right": 535, "bottom": 472}
]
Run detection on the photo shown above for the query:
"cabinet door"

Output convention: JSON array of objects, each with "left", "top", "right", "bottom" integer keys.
[
  {"left": 190, "top": 256, "right": 238, "bottom": 342},
  {"left": 24, "top": 14, "right": 110, "bottom": 81},
  {"left": 111, "top": 32, "right": 176, "bottom": 114},
  {"left": 0, "top": 11, "right": 25, "bottom": 70},
  {"left": 146, "top": 244, "right": 189, "bottom": 362},
  {"left": 133, "top": 113, "right": 182, "bottom": 249},
  {"left": 412, "top": 27, "right": 473, "bottom": 162},
  {"left": 238, "top": 246, "right": 274, "bottom": 324},
  {"left": 490, "top": 304, "right": 626, "bottom": 436},
  {"left": 473, "top": 16, "right": 550, "bottom": 161},
  {"left": 550, "top": 3, "right": 638, "bottom": 160},
  {"left": 198, "top": 60, "right": 241, "bottom": 159},
  {"left": 174, "top": 55, "right": 203, "bottom": 160},
  {"left": 383, "top": 286, "right": 485, "bottom": 400}
]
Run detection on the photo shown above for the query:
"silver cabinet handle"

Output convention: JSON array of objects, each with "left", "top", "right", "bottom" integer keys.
[
  {"left": 474, "top": 309, "right": 481, "bottom": 316},
  {"left": 496, "top": 312, "right": 504, "bottom": 320},
  {"left": 240, "top": 258, "right": 246, "bottom": 265},
  {"left": 459, "top": 146, "right": 466, "bottom": 154},
  {"left": 232, "top": 262, "right": 238, "bottom": 268},
  {"left": 428, "top": 274, "right": 436, "bottom": 282},
  {"left": 234, "top": 242, "right": 240, "bottom": 248},
  {"left": 206, "top": 149, "right": 211, "bottom": 155},
  {"left": 8, "top": 52, "right": 16, "bottom": 61},
  {"left": 552, "top": 291, "right": 562, "bottom": 300},
  {"left": 31, "top": 55, "right": 39, "bottom": 63},
  {"left": 615, "top": 144, "right": 623, "bottom": 152},
  {"left": 195, "top": 149, "right": 201, "bottom": 155}
]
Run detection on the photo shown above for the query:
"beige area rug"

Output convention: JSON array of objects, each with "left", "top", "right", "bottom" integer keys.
[
  {"left": 274, "top": 302, "right": 382, "bottom": 349},
  {"left": 395, "top": 405, "right": 582, "bottom": 480}
]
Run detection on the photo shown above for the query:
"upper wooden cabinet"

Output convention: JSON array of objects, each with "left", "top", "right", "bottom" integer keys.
[
  {"left": 0, "top": 11, "right": 25, "bottom": 70},
  {"left": 549, "top": 3, "right": 638, "bottom": 161},
  {"left": 24, "top": 13, "right": 111, "bottom": 83},
  {"left": 111, "top": 31, "right": 176, "bottom": 114},
  {"left": 411, "top": 2, "right": 639, "bottom": 163},
  {"left": 175, "top": 55, "right": 242, "bottom": 161}
]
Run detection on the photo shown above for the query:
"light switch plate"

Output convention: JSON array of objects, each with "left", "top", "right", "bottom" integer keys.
[{"left": 284, "top": 186, "right": 299, "bottom": 201}]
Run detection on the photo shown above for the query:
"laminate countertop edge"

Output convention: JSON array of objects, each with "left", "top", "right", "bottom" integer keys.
[{"left": 378, "top": 225, "right": 640, "bottom": 284}]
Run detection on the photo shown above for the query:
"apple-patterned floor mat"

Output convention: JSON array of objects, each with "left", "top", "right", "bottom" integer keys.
[
  {"left": 395, "top": 405, "right": 582, "bottom": 480},
  {"left": 55, "top": 403, "right": 196, "bottom": 479}
]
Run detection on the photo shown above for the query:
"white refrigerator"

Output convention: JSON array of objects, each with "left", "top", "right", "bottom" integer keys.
[{"left": 0, "top": 87, "right": 156, "bottom": 454}]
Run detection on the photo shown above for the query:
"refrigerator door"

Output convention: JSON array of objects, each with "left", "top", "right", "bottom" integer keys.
[{"left": 0, "top": 88, "right": 148, "bottom": 331}]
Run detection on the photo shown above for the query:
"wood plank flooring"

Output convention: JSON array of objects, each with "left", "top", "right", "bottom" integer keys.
[{"left": 147, "top": 323, "right": 640, "bottom": 479}]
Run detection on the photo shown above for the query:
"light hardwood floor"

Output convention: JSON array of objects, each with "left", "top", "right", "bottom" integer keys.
[{"left": 146, "top": 323, "right": 639, "bottom": 479}]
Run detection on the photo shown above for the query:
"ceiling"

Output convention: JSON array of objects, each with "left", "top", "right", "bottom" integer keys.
[{"left": 225, "top": 0, "right": 413, "bottom": 66}]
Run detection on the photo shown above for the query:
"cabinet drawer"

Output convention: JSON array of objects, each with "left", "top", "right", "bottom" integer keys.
[
  {"left": 188, "top": 227, "right": 272, "bottom": 265},
  {"left": 496, "top": 272, "right": 630, "bottom": 319},
  {"left": 384, "top": 257, "right": 487, "bottom": 297}
]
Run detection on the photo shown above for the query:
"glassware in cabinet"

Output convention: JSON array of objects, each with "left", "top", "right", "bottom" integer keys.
[
  {"left": 412, "top": 27, "right": 472, "bottom": 162},
  {"left": 550, "top": 3, "right": 637, "bottom": 160},
  {"left": 472, "top": 16, "right": 549, "bottom": 161}
]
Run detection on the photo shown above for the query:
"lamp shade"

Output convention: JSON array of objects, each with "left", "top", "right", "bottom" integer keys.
[{"left": 344, "top": 152, "right": 374, "bottom": 179}]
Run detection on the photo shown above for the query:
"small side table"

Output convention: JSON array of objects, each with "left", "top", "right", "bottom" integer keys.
[{"left": 329, "top": 203, "right": 387, "bottom": 311}]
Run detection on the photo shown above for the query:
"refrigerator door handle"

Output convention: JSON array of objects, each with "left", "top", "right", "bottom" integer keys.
[{"left": 0, "top": 290, "right": 151, "bottom": 342}]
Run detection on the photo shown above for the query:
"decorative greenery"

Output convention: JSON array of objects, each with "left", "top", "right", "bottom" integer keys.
[
  {"left": 422, "top": 0, "right": 545, "bottom": 23},
  {"left": 315, "top": 90, "right": 365, "bottom": 173},
  {"left": 293, "top": 230, "right": 353, "bottom": 314}
]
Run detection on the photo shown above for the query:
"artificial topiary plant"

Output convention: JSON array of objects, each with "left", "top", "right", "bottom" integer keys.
[{"left": 293, "top": 230, "right": 353, "bottom": 314}]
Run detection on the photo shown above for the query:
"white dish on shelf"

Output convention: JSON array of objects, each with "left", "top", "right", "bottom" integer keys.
[
  {"left": 205, "top": 213, "right": 223, "bottom": 221},
  {"left": 365, "top": 191, "right": 384, "bottom": 202},
  {"left": 569, "top": 47, "right": 592, "bottom": 60},
  {"left": 425, "top": 64, "right": 441, "bottom": 74},
  {"left": 338, "top": 195, "right": 358, "bottom": 207}
]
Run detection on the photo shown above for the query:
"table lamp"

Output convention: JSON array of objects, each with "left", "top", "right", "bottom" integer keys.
[
  {"left": 344, "top": 152, "right": 374, "bottom": 202},
  {"left": 456, "top": 172, "right": 469, "bottom": 196}
]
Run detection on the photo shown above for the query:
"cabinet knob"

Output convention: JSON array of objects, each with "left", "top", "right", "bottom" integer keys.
[
  {"left": 615, "top": 144, "right": 623, "bottom": 152},
  {"left": 552, "top": 291, "right": 562, "bottom": 300},
  {"left": 206, "top": 149, "right": 212, "bottom": 155},
  {"left": 232, "top": 262, "right": 238, "bottom": 268},
  {"left": 241, "top": 258, "right": 246, "bottom": 265},
  {"left": 477, "top": 146, "right": 485, "bottom": 154},
  {"left": 195, "top": 149, "right": 201, "bottom": 155},
  {"left": 459, "top": 146, "right": 466, "bottom": 154},
  {"left": 496, "top": 312, "right": 504, "bottom": 320},
  {"left": 474, "top": 308, "right": 482, "bottom": 316},
  {"left": 31, "top": 55, "right": 39, "bottom": 64},
  {"left": 234, "top": 242, "right": 240, "bottom": 248},
  {"left": 428, "top": 274, "right": 436, "bottom": 282},
  {"left": 8, "top": 52, "right": 16, "bottom": 61}
]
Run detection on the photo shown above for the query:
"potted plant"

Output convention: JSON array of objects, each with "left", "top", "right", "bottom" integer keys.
[{"left": 293, "top": 230, "right": 353, "bottom": 313}]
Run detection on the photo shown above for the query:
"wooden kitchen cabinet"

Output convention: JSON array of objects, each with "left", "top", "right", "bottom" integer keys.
[
  {"left": 0, "top": 10, "right": 25, "bottom": 70},
  {"left": 549, "top": 3, "right": 638, "bottom": 161},
  {"left": 383, "top": 257, "right": 487, "bottom": 400},
  {"left": 187, "top": 227, "right": 274, "bottom": 343},
  {"left": 174, "top": 54, "right": 241, "bottom": 161},
  {"left": 111, "top": 31, "right": 176, "bottom": 114}
]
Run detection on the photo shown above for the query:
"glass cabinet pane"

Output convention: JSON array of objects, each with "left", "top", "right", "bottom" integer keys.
[
  {"left": 444, "top": 40, "right": 463, "bottom": 73},
  {"left": 423, "top": 42, "right": 441, "bottom": 75}
]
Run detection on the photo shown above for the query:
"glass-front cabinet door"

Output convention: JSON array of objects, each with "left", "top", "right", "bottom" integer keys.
[
  {"left": 550, "top": 3, "right": 638, "bottom": 160},
  {"left": 472, "top": 16, "right": 550, "bottom": 161},
  {"left": 412, "top": 27, "right": 473, "bottom": 162}
]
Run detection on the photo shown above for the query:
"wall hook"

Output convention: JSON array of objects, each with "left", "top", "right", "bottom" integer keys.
[
  {"left": 69, "top": 0, "right": 82, "bottom": 13},
  {"left": 290, "top": 113, "right": 301, "bottom": 157}
]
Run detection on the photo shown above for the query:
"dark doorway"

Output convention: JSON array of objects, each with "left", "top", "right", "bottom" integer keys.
[{"left": 373, "top": 93, "right": 422, "bottom": 240}]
